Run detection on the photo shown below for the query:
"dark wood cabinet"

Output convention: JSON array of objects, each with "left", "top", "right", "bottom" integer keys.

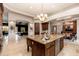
[
  {"left": 32, "top": 42, "right": 45, "bottom": 56},
  {"left": 27, "top": 35, "right": 64, "bottom": 56},
  {"left": 46, "top": 45, "right": 55, "bottom": 56},
  {"left": 45, "top": 42, "right": 55, "bottom": 56},
  {"left": 34, "top": 23, "right": 40, "bottom": 35},
  {"left": 34, "top": 22, "right": 48, "bottom": 35},
  {"left": 42, "top": 22, "right": 48, "bottom": 31},
  {"left": 32, "top": 41, "right": 55, "bottom": 56}
]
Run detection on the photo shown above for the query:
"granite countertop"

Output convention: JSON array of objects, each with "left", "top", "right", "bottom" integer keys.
[{"left": 27, "top": 34, "right": 65, "bottom": 45}]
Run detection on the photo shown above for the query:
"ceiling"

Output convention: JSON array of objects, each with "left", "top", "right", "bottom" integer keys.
[{"left": 3, "top": 3, "right": 79, "bottom": 19}]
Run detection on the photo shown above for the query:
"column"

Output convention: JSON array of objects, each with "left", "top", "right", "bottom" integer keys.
[
  {"left": 39, "top": 22, "right": 42, "bottom": 35},
  {"left": 28, "top": 22, "right": 34, "bottom": 36},
  {"left": 48, "top": 21, "right": 51, "bottom": 35},
  {"left": 77, "top": 20, "right": 79, "bottom": 42},
  {"left": 8, "top": 21, "right": 16, "bottom": 41}
]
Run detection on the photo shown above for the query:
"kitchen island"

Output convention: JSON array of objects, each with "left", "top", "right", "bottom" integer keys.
[{"left": 27, "top": 34, "right": 65, "bottom": 56}]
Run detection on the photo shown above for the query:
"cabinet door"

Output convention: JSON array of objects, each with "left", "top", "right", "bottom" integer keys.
[
  {"left": 46, "top": 45, "right": 55, "bottom": 56},
  {"left": 34, "top": 23, "right": 40, "bottom": 35},
  {"left": 42, "top": 22, "right": 48, "bottom": 31},
  {"left": 32, "top": 42, "right": 45, "bottom": 56}
]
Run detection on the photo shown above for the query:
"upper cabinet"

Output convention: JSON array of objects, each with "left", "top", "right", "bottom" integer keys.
[
  {"left": 42, "top": 22, "right": 48, "bottom": 31},
  {"left": 34, "top": 23, "right": 40, "bottom": 35},
  {"left": 34, "top": 22, "right": 49, "bottom": 35}
]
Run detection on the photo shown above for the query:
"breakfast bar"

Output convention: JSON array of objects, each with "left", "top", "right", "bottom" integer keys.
[{"left": 27, "top": 34, "right": 65, "bottom": 56}]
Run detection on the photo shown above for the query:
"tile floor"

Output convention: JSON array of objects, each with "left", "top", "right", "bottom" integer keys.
[
  {"left": 0, "top": 36, "right": 79, "bottom": 56},
  {"left": 58, "top": 41, "right": 79, "bottom": 56},
  {"left": 1, "top": 36, "right": 31, "bottom": 56}
]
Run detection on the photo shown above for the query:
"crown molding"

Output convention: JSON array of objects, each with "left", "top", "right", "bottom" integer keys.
[{"left": 3, "top": 3, "right": 34, "bottom": 19}]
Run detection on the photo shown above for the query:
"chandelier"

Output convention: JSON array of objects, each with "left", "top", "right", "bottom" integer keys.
[{"left": 37, "top": 4, "right": 48, "bottom": 21}]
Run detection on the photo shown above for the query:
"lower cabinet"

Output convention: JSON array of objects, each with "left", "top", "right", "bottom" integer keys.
[
  {"left": 32, "top": 41, "right": 55, "bottom": 56},
  {"left": 32, "top": 42, "right": 45, "bottom": 56},
  {"left": 45, "top": 45, "right": 55, "bottom": 56},
  {"left": 27, "top": 37, "right": 64, "bottom": 56}
]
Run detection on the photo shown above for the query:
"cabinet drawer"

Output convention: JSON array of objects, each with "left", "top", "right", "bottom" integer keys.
[{"left": 45, "top": 42, "right": 55, "bottom": 48}]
